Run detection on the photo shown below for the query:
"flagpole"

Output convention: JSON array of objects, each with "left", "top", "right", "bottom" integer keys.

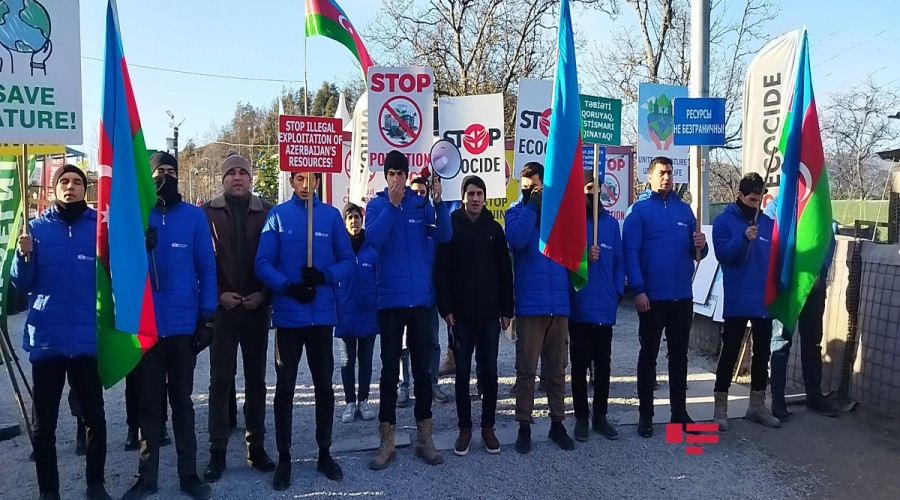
[
  {"left": 745, "top": 146, "right": 779, "bottom": 260},
  {"left": 304, "top": 26, "right": 314, "bottom": 266},
  {"left": 18, "top": 145, "right": 30, "bottom": 262},
  {"left": 592, "top": 144, "right": 599, "bottom": 247}
]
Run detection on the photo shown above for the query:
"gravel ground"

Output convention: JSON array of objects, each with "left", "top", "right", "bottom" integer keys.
[{"left": 1, "top": 302, "right": 827, "bottom": 499}]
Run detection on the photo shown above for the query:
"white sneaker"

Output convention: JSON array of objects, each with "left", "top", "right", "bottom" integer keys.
[
  {"left": 341, "top": 402, "right": 357, "bottom": 423},
  {"left": 358, "top": 400, "right": 376, "bottom": 421}
]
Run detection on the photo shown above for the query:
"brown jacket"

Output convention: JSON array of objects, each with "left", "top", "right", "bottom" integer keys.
[{"left": 202, "top": 194, "right": 272, "bottom": 299}]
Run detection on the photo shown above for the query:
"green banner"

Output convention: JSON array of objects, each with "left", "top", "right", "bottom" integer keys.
[
  {"left": 580, "top": 94, "right": 622, "bottom": 146},
  {"left": 0, "top": 156, "right": 31, "bottom": 359}
]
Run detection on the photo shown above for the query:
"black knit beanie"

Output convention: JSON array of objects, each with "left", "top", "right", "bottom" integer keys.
[
  {"left": 149, "top": 151, "right": 178, "bottom": 175},
  {"left": 383, "top": 150, "right": 409, "bottom": 178},
  {"left": 461, "top": 175, "right": 487, "bottom": 198},
  {"left": 52, "top": 164, "right": 87, "bottom": 188}
]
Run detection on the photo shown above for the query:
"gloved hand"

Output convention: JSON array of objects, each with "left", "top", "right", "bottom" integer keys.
[
  {"left": 145, "top": 225, "right": 158, "bottom": 252},
  {"left": 302, "top": 266, "right": 327, "bottom": 287},
  {"left": 192, "top": 318, "right": 214, "bottom": 354},
  {"left": 287, "top": 283, "right": 316, "bottom": 304},
  {"left": 528, "top": 188, "right": 543, "bottom": 210}
]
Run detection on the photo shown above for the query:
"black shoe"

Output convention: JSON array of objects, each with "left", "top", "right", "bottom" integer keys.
[
  {"left": 671, "top": 412, "right": 700, "bottom": 434},
  {"left": 203, "top": 450, "right": 226, "bottom": 483},
  {"left": 75, "top": 419, "right": 87, "bottom": 456},
  {"left": 638, "top": 414, "right": 653, "bottom": 438},
  {"left": 247, "top": 447, "right": 276, "bottom": 472},
  {"left": 316, "top": 454, "right": 343, "bottom": 481},
  {"left": 121, "top": 478, "right": 158, "bottom": 500},
  {"left": 180, "top": 474, "right": 212, "bottom": 500},
  {"left": 515, "top": 425, "right": 531, "bottom": 454},
  {"left": 273, "top": 461, "right": 291, "bottom": 491},
  {"left": 159, "top": 427, "right": 172, "bottom": 448},
  {"left": 124, "top": 428, "right": 140, "bottom": 451},
  {"left": 771, "top": 393, "right": 791, "bottom": 420},
  {"left": 548, "top": 422, "right": 576, "bottom": 450},
  {"left": 592, "top": 415, "right": 619, "bottom": 440},
  {"left": 807, "top": 393, "right": 839, "bottom": 418},
  {"left": 38, "top": 493, "right": 61, "bottom": 500},
  {"left": 85, "top": 483, "right": 113, "bottom": 500},
  {"left": 574, "top": 418, "right": 589, "bottom": 442}
]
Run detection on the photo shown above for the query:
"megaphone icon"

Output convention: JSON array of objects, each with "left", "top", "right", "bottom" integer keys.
[{"left": 429, "top": 139, "right": 462, "bottom": 180}]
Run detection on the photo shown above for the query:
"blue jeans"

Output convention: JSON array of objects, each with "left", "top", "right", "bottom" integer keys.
[
  {"left": 337, "top": 336, "right": 377, "bottom": 404},
  {"left": 453, "top": 319, "right": 500, "bottom": 429},
  {"left": 770, "top": 282, "right": 826, "bottom": 397}
]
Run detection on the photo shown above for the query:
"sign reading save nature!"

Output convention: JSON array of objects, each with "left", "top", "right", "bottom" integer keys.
[{"left": 0, "top": 0, "right": 83, "bottom": 144}]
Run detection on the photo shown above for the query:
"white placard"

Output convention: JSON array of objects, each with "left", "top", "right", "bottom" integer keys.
[
  {"left": 366, "top": 67, "right": 434, "bottom": 175},
  {"left": 513, "top": 78, "right": 553, "bottom": 178},
  {"left": 437, "top": 94, "right": 506, "bottom": 202},
  {"left": 637, "top": 83, "right": 688, "bottom": 183}
]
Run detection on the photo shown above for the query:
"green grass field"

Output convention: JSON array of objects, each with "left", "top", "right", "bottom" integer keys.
[{"left": 830, "top": 200, "right": 890, "bottom": 225}]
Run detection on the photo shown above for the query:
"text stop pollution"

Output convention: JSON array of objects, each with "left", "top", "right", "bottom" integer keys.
[{"left": 278, "top": 116, "right": 343, "bottom": 173}]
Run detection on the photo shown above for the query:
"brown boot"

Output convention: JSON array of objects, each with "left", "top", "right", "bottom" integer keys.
[
  {"left": 453, "top": 428, "right": 472, "bottom": 456},
  {"left": 439, "top": 349, "right": 456, "bottom": 376},
  {"left": 368, "top": 422, "right": 396, "bottom": 470},
  {"left": 481, "top": 427, "right": 501, "bottom": 454},
  {"left": 746, "top": 390, "right": 781, "bottom": 428},
  {"left": 713, "top": 391, "right": 729, "bottom": 432},
  {"left": 414, "top": 419, "right": 444, "bottom": 465}
]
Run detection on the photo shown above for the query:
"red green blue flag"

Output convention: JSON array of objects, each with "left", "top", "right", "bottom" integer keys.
[
  {"left": 305, "top": 0, "right": 374, "bottom": 80},
  {"left": 765, "top": 30, "right": 833, "bottom": 328},
  {"left": 96, "top": 0, "right": 159, "bottom": 389},
  {"left": 539, "top": 0, "right": 588, "bottom": 290}
]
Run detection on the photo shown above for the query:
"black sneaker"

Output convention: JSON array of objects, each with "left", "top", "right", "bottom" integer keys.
[
  {"left": 203, "top": 450, "right": 226, "bottom": 482},
  {"left": 124, "top": 427, "right": 140, "bottom": 451},
  {"left": 38, "top": 493, "right": 61, "bottom": 500},
  {"left": 180, "top": 474, "right": 212, "bottom": 500},
  {"left": 121, "top": 478, "right": 158, "bottom": 500},
  {"left": 807, "top": 393, "right": 839, "bottom": 418},
  {"left": 637, "top": 414, "right": 653, "bottom": 438},
  {"left": 592, "top": 415, "right": 619, "bottom": 440},
  {"left": 273, "top": 461, "right": 291, "bottom": 491},
  {"left": 515, "top": 425, "right": 531, "bottom": 454},
  {"left": 771, "top": 393, "right": 791, "bottom": 420},
  {"left": 316, "top": 454, "right": 343, "bottom": 481},
  {"left": 548, "top": 422, "right": 575, "bottom": 451},
  {"left": 159, "top": 426, "right": 172, "bottom": 447},
  {"left": 85, "top": 483, "right": 113, "bottom": 500},
  {"left": 574, "top": 418, "right": 589, "bottom": 442},
  {"left": 247, "top": 447, "right": 277, "bottom": 472},
  {"left": 75, "top": 418, "right": 86, "bottom": 456},
  {"left": 671, "top": 412, "right": 700, "bottom": 434}
]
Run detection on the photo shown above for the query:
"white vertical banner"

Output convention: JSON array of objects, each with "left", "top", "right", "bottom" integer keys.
[
  {"left": 513, "top": 78, "right": 553, "bottom": 177},
  {"left": 437, "top": 94, "right": 506, "bottom": 202},
  {"left": 742, "top": 29, "right": 801, "bottom": 209},
  {"left": 348, "top": 92, "right": 371, "bottom": 205}
]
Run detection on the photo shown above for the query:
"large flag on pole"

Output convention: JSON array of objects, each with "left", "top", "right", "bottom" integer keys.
[
  {"left": 96, "top": 0, "right": 159, "bottom": 388},
  {"left": 305, "top": 0, "right": 374, "bottom": 79},
  {"left": 539, "top": 0, "right": 588, "bottom": 289},
  {"left": 765, "top": 29, "right": 833, "bottom": 328}
]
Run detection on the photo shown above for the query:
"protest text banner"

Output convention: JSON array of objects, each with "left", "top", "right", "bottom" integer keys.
[{"left": 278, "top": 115, "right": 342, "bottom": 173}]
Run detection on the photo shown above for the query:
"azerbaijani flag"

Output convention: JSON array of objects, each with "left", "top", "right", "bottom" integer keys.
[
  {"left": 96, "top": 0, "right": 159, "bottom": 389},
  {"left": 765, "top": 30, "right": 832, "bottom": 328},
  {"left": 539, "top": 0, "right": 588, "bottom": 290},
  {"left": 305, "top": 0, "right": 374, "bottom": 80}
]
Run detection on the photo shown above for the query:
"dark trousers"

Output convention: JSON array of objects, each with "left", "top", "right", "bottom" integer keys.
[
  {"left": 273, "top": 327, "right": 334, "bottom": 454},
  {"left": 637, "top": 299, "right": 692, "bottom": 417},
  {"left": 771, "top": 282, "right": 827, "bottom": 396},
  {"left": 337, "top": 335, "right": 377, "bottom": 404},
  {"left": 378, "top": 307, "right": 432, "bottom": 424},
  {"left": 569, "top": 323, "right": 613, "bottom": 419},
  {"left": 125, "top": 370, "right": 167, "bottom": 431},
  {"left": 136, "top": 336, "right": 198, "bottom": 484},
  {"left": 715, "top": 317, "right": 773, "bottom": 392},
  {"left": 208, "top": 307, "right": 270, "bottom": 452},
  {"left": 453, "top": 319, "right": 500, "bottom": 429},
  {"left": 32, "top": 357, "right": 107, "bottom": 494}
]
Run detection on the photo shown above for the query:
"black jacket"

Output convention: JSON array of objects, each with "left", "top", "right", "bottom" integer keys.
[{"left": 433, "top": 208, "right": 514, "bottom": 322}]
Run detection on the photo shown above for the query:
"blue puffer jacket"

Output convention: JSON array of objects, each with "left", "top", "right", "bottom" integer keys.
[
  {"left": 570, "top": 210, "right": 625, "bottom": 325},
  {"left": 335, "top": 233, "right": 378, "bottom": 338},
  {"left": 255, "top": 195, "right": 354, "bottom": 327},
  {"left": 713, "top": 203, "right": 773, "bottom": 318},
  {"left": 505, "top": 198, "right": 570, "bottom": 316},
  {"left": 623, "top": 190, "right": 708, "bottom": 301},
  {"left": 12, "top": 207, "right": 98, "bottom": 362},
  {"left": 365, "top": 188, "right": 451, "bottom": 310},
  {"left": 149, "top": 202, "right": 218, "bottom": 336}
]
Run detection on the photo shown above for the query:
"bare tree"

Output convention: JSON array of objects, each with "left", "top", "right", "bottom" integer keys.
[
  {"left": 367, "top": 0, "right": 618, "bottom": 134},
  {"left": 821, "top": 77, "right": 900, "bottom": 200}
]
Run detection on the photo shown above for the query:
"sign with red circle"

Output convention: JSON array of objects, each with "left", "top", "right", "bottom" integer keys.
[
  {"left": 600, "top": 173, "right": 621, "bottom": 208},
  {"left": 377, "top": 95, "right": 422, "bottom": 148},
  {"left": 463, "top": 124, "right": 491, "bottom": 155},
  {"left": 539, "top": 108, "right": 552, "bottom": 137}
]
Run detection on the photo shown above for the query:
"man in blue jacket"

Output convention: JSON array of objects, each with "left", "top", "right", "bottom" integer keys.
[
  {"left": 569, "top": 178, "right": 625, "bottom": 443},
  {"left": 255, "top": 171, "right": 354, "bottom": 490},
  {"left": 506, "top": 162, "right": 575, "bottom": 454},
  {"left": 623, "top": 156, "right": 707, "bottom": 439},
  {"left": 124, "top": 152, "right": 217, "bottom": 500},
  {"left": 764, "top": 197, "right": 839, "bottom": 420},
  {"left": 366, "top": 151, "right": 451, "bottom": 470},
  {"left": 13, "top": 165, "right": 112, "bottom": 500},
  {"left": 712, "top": 173, "right": 781, "bottom": 431}
]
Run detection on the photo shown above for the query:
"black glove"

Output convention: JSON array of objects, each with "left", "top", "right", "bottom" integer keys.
[
  {"left": 145, "top": 225, "right": 158, "bottom": 252},
  {"left": 302, "top": 266, "right": 327, "bottom": 287},
  {"left": 287, "top": 283, "right": 316, "bottom": 304},
  {"left": 191, "top": 318, "right": 214, "bottom": 354},
  {"left": 528, "top": 189, "right": 543, "bottom": 210}
]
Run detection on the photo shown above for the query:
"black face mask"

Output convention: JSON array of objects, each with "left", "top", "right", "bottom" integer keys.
[
  {"left": 154, "top": 174, "right": 182, "bottom": 207},
  {"left": 54, "top": 200, "right": 88, "bottom": 225},
  {"left": 521, "top": 188, "right": 532, "bottom": 204},
  {"left": 736, "top": 197, "right": 758, "bottom": 221}
]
